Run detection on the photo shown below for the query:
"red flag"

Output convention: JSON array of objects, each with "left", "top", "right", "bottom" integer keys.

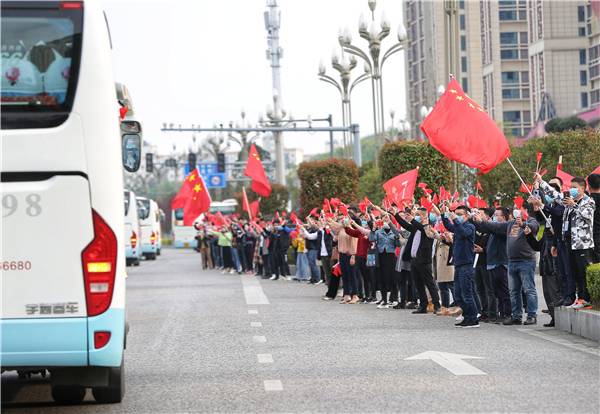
[
  {"left": 590, "top": 165, "right": 600, "bottom": 175},
  {"left": 309, "top": 208, "right": 319, "bottom": 218},
  {"left": 418, "top": 182, "right": 428, "bottom": 189},
  {"left": 358, "top": 197, "right": 369, "bottom": 213},
  {"left": 290, "top": 211, "right": 298, "bottom": 224},
  {"left": 467, "top": 195, "right": 488, "bottom": 209},
  {"left": 383, "top": 168, "right": 418, "bottom": 205},
  {"left": 244, "top": 144, "right": 272, "bottom": 197},
  {"left": 330, "top": 198, "right": 341, "bottom": 210},
  {"left": 182, "top": 173, "right": 212, "bottom": 225},
  {"left": 171, "top": 168, "right": 198, "bottom": 209},
  {"left": 439, "top": 186, "right": 449, "bottom": 201},
  {"left": 339, "top": 204, "right": 349, "bottom": 216},
  {"left": 556, "top": 167, "right": 574, "bottom": 191},
  {"left": 513, "top": 195, "right": 524, "bottom": 210},
  {"left": 332, "top": 262, "right": 342, "bottom": 277},
  {"left": 250, "top": 200, "right": 260, "bottom": 217},
  {"left": 421, "top": 79, "right": 510, "bottom": 174},
  {"left": 476, "top": 181, "right": 483, "bottom": 192},
  {"left": 420, "top": 197, "right": 433, "bottom": 212},
  {"left": 519, "top": 182, "right": 533, "bottom": 194},
  {"left": 281, "top": 211, "right": 287, "bottom": 218},
  {"left": 323, "top": 198, "right": 332, "bottom": 213},
  {"left": 536, "top": 152, "right": 543, "bottom": 162},
  {"left": 432, "top": 194, "right": 439, "bottom": 205},
  {"left": 452, "top": 191, "right": 459, "bottom": 201}
]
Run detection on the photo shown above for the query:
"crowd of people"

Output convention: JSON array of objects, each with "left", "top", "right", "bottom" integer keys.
[{"left": 194, "top": 173, "right": 599, "bottom": 329}]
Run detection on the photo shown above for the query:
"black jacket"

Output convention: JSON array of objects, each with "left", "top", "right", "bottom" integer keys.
[{"left": 395, "top": 214, "right": 433, "bottom": 265}]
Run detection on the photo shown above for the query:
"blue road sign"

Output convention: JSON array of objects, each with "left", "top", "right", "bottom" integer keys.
[{"left": 185, "top": 163, "right": 226, "bottom": 188}]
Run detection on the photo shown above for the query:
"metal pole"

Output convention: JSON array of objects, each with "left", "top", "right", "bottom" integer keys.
[
  {"left": 265, "top": 0, "right": 285, "bottom": 185},
  {"left": 327, "top": 114, "right": 334, "bottom": 158},
  {"left": 352, "top": 124, "right": 362, "bottom": 167}
]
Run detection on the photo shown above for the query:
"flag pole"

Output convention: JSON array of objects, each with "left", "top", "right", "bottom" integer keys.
[
  {"left": 242, "top": 186, "right": 252, "bottom": 220},
  {"left": 506, "top": 157, "right": 549, "bottom": 223}
]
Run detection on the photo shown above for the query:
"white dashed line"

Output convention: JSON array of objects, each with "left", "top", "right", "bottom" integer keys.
[
  {"left": 264, "top": 380, "right": 283, "bottom": 391},
  {"left": 253, "top": 335, "right": 267, "bottom": 343},
  {"left": 251, "top": 321, "right": 263, "bottom": 327},
  {"left": 248, "top": 309, "right": 259, "bottom": 314},
  {"left": 241, "top": 276, "right": 270, "bottom": 305},
  {"left": 257, "top": 353, "right": 274, "bottom": 363}
]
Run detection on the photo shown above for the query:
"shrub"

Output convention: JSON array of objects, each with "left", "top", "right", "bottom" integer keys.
[
  {"left": 297, "top": 159, "right": 359, "bottom": 214},
  {"left": 545, "top": 116, "right": 587, "bottom": 133},
  {"left": 478, "top": 128, "right": 600, "bottom": 202},
  {"left": 587, "top": 263, "right": 600, "bottom": 309},
  {"left": 378, "top": 140, "right": 452, "bottom": 197},
  {"left": 358, "top": 162, "right": 385, "bottom": 203}
]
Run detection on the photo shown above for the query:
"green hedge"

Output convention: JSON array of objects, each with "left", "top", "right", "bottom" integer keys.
[
  {"left": 297, "top": 159, "right": 359, "bottom": 214},
  {"left": 587, "top": 263, "right": 600, "bottom": 308},
  {"left": 479, "top": 128, "right": 600, "bottom": 202},
  {"left": 378, "top": 140, "right": 452, "bottom": 196}
]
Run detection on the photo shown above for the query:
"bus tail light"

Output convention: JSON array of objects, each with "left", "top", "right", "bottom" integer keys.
[
  {"left": 150, "top": 231, "right": 157, "bottom": 245},
  {"left": 82, "top": 210, "right": 117, "bottom": 317},
  {"left": 94, "top": 331, "right": 111, "bottom": 349},
  {"left": 130, "top": 231, "right": 137, "bottom": 249},
  {"left": 60, "top": 1, "right": 83, "bottom": 9}
]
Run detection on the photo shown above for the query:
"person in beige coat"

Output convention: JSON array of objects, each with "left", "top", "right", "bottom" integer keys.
[{"left": 433, "top": 231, "right": 459, "bottom": 315}]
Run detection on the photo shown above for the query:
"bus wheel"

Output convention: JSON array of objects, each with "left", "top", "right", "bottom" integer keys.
[
  {"left": 51, "top": 385, "right": 86, "bottom": 404},
  {"left": 157, "top": 248, "right": 161, "bottom": 256},
  {"left": 92, "top": 360, "right": 125, "bottom": 404},
  {"left": 133, "top": 259, "right": 140, "bottom": 266},
  {"left": 148, "top": 253, "right": 157, "bottom": 260}
]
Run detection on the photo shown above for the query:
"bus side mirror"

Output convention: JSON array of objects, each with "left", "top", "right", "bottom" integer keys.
[{"left": 122, "top": 133, "right": 141, "bottom": 172}]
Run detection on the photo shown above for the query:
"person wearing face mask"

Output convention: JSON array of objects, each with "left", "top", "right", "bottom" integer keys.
[
  {"left": 395, "top": 207, "right": 441, "bottom": 314},
  {"left": 329, "top": 216, "right": 360, "bottom": 304},
  {"left": 473, "top": 208, "right": 495, "bottom": 323},
  {"left": 368, "top": 211, "right": 400, "bottom": 308},
  {"left": 538, "top": 176, "right": 572, "bottom": 307},
  {"left": 472, "top": 205, "right": 540, "bottom": 326},
  {"left": 537, "top": 175, "right": 596, "bottom": 309},
  {"left": 347, "top": 213, "right": 377, "bottom": 303},
  {"left": 301, "top": 218, "right": 326, "bottom": 285},
  {"left": 483, "top": 207, "right": 511, "bottom": 323},
  {"left": 441, "top": 206, "right": 479, "bottom": 328}
]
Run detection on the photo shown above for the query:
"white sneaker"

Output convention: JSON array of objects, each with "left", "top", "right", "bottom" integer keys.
[
  {"left": 315, "top": 280, "right": 324, "bottom": 285},
  {"left": 229, "top": 269, "right": 234, "bottom": 274},
  {"left": 269, "top": 275, "right": 276, "bottom": 280},
  {"left": 455, "top": 315, "right": 464, "bottom": 323},
  {"left": 377, "top": 303, "right": 389, "bottom": 309},
  {"left": 477, "top": 313, "right": 481, "bottom": 319}
]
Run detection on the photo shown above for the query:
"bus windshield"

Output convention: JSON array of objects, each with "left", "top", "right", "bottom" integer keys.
[{"left": 1, "top": 3, "right": 83, "bottom": 129}]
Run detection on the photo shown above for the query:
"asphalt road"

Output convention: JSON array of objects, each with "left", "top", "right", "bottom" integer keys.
[{"left": 2, "top": 247, "right": 599, "bottom": 413}]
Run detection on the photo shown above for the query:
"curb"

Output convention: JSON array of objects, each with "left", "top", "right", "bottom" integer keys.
[{"left": 555, "top": 306, "right": 600, "bottom": 342}]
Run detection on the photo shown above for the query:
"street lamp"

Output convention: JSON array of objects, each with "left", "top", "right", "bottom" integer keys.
[
  {"left": 338, "top": 0, "right": 407, "bottom": 164},
  {"left": 227, "top": 109, "right": 261, "bottom": 161},
  {"left": 317, "top": 49, "right": 370, "bottom": 159}
]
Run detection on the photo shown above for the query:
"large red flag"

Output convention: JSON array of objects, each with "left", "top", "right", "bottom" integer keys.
[
  {"left": 250, "top": 200, "right": 260, "bottom": 218},
  {"left": 556, "top": 167, "right": 574, "bottom": 191},
  {"left": 383, "top": 168, "right": 419, "bottom": 205},
  {"left": 244, "top": 144, "right": 272, "bottom": 197},
  {"left": 242, "top": 187, "right": 253, "bottom": 219},
  {"left": 590, "top": 165, "right": 600, "bottom": 175},
  {"left": 421, "top": 79, "right": 510, "bottom": 174},
  {"left": 171, "top": 168, "right": 198, "bottom": 209},
  {"left": 183, "top": 173, "right": 212, "bottom": 225}
]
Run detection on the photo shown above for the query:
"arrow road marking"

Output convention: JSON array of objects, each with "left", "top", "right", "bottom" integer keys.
[{"left": 405, "top": 351, "right": 487, "bottom": 376}]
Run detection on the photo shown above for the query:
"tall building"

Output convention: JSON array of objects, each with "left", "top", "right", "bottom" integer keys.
[
  {"left": 404, "top": 0, "right": 599, "bottom": 139},
  {"left": 403, "top": 0, "right": 484, "bottom": 138}
]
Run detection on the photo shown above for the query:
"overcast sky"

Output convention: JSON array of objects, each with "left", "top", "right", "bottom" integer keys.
[{"left": 103, "top": 0, "right": 406, "bottom": 156}]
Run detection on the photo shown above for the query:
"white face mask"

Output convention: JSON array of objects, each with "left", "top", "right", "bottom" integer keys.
[{"left": 513, "top": 209, "right": 521, "bottom": 219}]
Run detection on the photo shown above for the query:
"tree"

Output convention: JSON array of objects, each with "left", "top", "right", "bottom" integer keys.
[
  {"left": 297, "top": 159, "right": 359, "bottom": 214},
  {"left": 545, "top": 116, "right": 587, "bottom": 133},
  {"left": 358, "top": 161, "right": 385, "bottom": 203},
  {"left": 235, "top": 184, "right": 289, "bottom": 217},
  {"left": 378, "top": 140, "right": 452, "bottom": 198},
  {"left": 478, "top": 128, "right": 600, "bottom": 202}
]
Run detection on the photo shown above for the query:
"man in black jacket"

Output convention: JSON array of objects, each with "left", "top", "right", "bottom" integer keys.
[{"left": 395, "top": 208, "right": 441, "bottom": 314}]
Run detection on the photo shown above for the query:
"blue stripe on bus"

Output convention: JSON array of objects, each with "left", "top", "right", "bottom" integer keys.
[{"left": 88, "top": 308, "right": 125, "bottom": 367}]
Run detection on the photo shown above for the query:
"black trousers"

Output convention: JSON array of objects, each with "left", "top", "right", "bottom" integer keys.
[
  {"left": 568, "top": 248, "right": 591, "bottom": 302},
  {"left": 357, "top": 257, "right": 376, "bottom": 299},
  {"left": 489, "top": 266, "right": 511, "bottom": 318},
  {"left": 475, "top": 266, "right": 497, "bottom": 318},
  {"left": 326, "top": 270, "right": 341, "bottom": 298},
  {"left": 396, "top": 269, "right": 412, "bottom": 304},
  {"left": 379, "top": 252, "right": 396, "bottom": 303},
  {"left": 262, "top": 254, "right": 271, "bottom": 278},
  {"left": 321, "top": 256, "right": 332, "bottom": 284},
  {"left": 221, "top": 246, "right": 233, "bottom": 269},
  {"left": 244, "top": 245, "right": 255, "bottom": 271},
  {"left": 411, "top": 261, "right": 440, "bottom": 310}
]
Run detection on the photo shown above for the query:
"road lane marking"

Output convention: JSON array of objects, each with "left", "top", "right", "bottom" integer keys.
[
  {"left": 248, "top": 310, "right": 259, "bottom": 314},
  {"left": 251, "top": 322, "right": 263, "bottom": 327},
  {"left": 264, "top": 380, "right": 283, "bottom": 391},
  {"left": 241, "top": 276, "right": 270, "bottom": 305},
  {"left": 257, "top": 353, "right": 274, "bottom": 363},
  {"left": 405, "top": 351, "right": 486, "bottom": 376},
  {"left": 253, "top": 335, "right": 267, "bottom": 343},
  {"left": 517, "top": 329, "right": 600, "bottom": 357}
]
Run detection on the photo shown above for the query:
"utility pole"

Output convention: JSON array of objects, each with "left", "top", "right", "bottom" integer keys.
[
  {"left": 264, "top": 0, "right": 285, "bottom": 185},
  {"left": 444, "top": 0, "right": 460, "bottom": 192}
]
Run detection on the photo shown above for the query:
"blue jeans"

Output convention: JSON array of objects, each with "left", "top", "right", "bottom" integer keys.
[
  {"left": 307, "top": 250, "right": 321, "bottom": 283},
  {"left": 296, "top": 252, "right": 310, "bottom": 280},
  {"left": 231, "top": 247, "right": 242, "bottom": 272},
  {"left": 339, "top": 253, "right": 358, "bottom": 296},
  {"left": 438, "top": 281, "right": 455, "bottom": 308},
  {"left": 507, "top": 260, "right": 538, "bottom": 319},
  {"left": 454, "top": 265, "right": 477, "bottom": 322}
]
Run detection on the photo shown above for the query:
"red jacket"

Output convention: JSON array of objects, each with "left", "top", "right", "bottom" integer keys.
[{"left": 344, "top": 227, "right": 369, "bottom": 258}]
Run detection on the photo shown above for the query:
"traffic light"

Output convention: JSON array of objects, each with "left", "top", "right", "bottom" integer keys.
[
  {"left": 188, "top": 153, "right": 197, "bottom": 170},
  {"left": 217, "top": 153, "right": 225, "bottom": 172},
  {"left": 145, "top": 153, "right": 153, "bottom": 173}
]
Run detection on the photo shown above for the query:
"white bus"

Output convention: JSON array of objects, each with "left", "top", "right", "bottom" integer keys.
[
  {"left": 136, "top": 196, "right": 162, "bottom": 259},
  {"left": 1, "top": 1, "right": 138, "bottom": 404},
  {"left": 123, "top": 190, "right": 143, "bottom": 266},
  {"left": 172, "top": 199, "right": 238, "bottom": 248}
]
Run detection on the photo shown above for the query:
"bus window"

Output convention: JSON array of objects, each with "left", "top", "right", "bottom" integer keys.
[
  {"left": 174, "top": 208, "right": 184, "bottom": 221},
  {"left": 1, "top": 3, "right": 83, "bottom": 129},
  {"left": 138, "top": 198, "right": 150, "bottom": 220}
]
